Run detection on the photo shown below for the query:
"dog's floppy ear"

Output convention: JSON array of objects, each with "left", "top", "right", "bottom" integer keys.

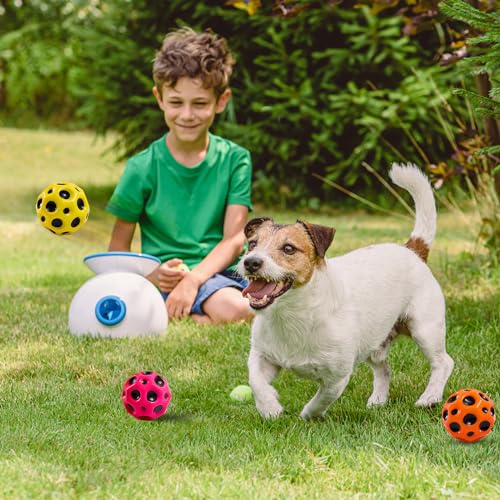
[
  {"left": 244, "top": 217, "right": 273, "bottom": 239},
  {"left": 297, "top": 220, "right": 335, "bottom": 258}
]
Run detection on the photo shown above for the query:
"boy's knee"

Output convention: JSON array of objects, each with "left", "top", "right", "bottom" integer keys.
[
  {"left": 213, "top": 302, "right": 252, "bottom": 323},
  {"left": 225, "top": 300, "right": 253, "bottom": 322},
  {"left": 203, "top": 289, "right": 253, "bottom": 323}
]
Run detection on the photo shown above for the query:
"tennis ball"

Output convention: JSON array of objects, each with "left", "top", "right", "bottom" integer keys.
[
  {"left": 230, "top": 384, "right": 253, "bottom": 402},
  {"left": 173, "top": 263, "right": 189, "bottom": 272}
]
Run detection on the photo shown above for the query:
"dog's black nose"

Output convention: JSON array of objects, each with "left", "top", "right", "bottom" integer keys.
[{"left": 244, "top": 256, "right": 263, "bottom": 274}]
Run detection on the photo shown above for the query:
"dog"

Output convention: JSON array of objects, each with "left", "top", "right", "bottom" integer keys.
[{"left": 237, "top": 163, "right": 454, "bottom": 420}]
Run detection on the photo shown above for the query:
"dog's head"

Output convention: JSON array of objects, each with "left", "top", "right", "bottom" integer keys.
[{"left": 238, "top": 217, "right": 335, "bottom": 310}]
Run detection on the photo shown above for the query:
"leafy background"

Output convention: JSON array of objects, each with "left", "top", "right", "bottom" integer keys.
[
  {"left": 0, "top": 0, "right": 498, "bottom": 260},
  {"left": 0, "top": 1, "right": 477, "bottom": 200}
]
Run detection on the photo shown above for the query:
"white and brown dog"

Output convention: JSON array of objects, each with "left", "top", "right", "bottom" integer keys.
[{"left": 238, "top": 164, "right": 454, "bottom": 420}]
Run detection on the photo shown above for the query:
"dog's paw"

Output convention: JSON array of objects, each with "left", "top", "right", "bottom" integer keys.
[
  {"left": 415, "top": 394, "right": 441, "bottom": 407},
  {"left": 300, "top": 407, "right": 326, "bottom": 421},
  {"left": 367, "top": 393, "right": 388, "bottom": 407},
  {"left": 257, "top": 400, "right": 283, "bottom": 419}
]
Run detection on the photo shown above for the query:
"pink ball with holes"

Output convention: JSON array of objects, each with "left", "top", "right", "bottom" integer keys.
[{"left": 122, "top": 371, "right": 172, "bottom": 420}]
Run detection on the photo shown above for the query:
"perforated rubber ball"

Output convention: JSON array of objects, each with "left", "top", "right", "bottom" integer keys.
[
  {"left": 36, "top": 181, "right": 89, "bottom": 235},
  {"left": 122, "top": 371, "right": 172, "bottom": 420},
  {"left": 442, "top": 388, "right": 495, "bottom": 443}
]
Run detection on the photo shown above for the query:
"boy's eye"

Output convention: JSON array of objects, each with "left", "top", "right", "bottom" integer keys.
[
  {"left": 248, "top": 240, "right": 257, "bottom": 250},
  {"left": 193, "top": 102, "right": 208, "bottom": 108},
  {"left": 283, "top": 244, "right": 296, "bottom": 255}
]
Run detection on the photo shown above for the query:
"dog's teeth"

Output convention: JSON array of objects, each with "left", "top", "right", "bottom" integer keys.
[{"left": 263, "top": 294, "right": 268, "bottom": 302}]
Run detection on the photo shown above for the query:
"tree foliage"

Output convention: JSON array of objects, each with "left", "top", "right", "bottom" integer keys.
[
  {"left": 0, "top": 0, "right": 477, "bottom": 205},
  {"left": 440, "top": 0, "right": 500, "bottom": 125},
  {"left": 438, "top": 0, "right": 499, "bottom": 264},
  {"left": 66, "top": 0, "right": 467, "bottom": 206},
  {"left": 0, "top": 0, "right": 100, "bottom": 126}
]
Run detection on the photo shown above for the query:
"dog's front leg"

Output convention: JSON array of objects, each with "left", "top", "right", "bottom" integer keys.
[
  {"left": 248, "top": 348, "right": 283, "bottom": 419},
  {"left": 300, "top": 372, "right": 351, "bottom": 420}
]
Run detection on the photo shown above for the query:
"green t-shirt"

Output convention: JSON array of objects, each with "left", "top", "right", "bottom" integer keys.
[{"left": 106, "top": 133, "right": 252, "bottom": 270}]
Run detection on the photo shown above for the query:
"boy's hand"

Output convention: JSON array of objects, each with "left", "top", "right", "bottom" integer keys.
[
  {"left": 165, "top": 274, "right": 200, "bottom": 319},
  {"left": 157, "top": 259, "right": 189, "bottom": 292}
]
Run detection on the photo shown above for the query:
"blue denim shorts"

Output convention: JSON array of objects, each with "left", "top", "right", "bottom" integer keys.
[{"left": 160, "top": 269, "right": 248, "bottom": 315}]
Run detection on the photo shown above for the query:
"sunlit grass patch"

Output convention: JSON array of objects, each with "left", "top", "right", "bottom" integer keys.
[{"left": 0, "top": 127, "right": 498, "bottom": 498}]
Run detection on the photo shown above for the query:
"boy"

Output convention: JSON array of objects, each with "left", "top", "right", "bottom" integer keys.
[{"left": 106, "top": 27, "right": 253, "bottom": 325}]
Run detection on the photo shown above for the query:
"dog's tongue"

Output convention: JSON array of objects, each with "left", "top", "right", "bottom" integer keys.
[{"left": 242, "top": 280, "right": 276, "bottom": 299}]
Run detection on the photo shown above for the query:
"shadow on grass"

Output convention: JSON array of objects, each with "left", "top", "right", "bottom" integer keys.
[{"left": 156, "top": 412, "right": 194, "bottom": 423}]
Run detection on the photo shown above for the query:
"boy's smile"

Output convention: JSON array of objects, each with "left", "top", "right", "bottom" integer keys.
[{"left": 153, "top": 77, "right": 230, "bottom": 155}]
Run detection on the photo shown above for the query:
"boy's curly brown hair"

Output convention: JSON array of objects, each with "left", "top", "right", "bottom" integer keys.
[{"left": 153, "top": 27, "right": 235, "bottom": 99}]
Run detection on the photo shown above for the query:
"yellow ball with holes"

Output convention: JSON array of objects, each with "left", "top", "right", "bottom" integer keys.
[{"left": 36, "top": 182, "right": 90, "bottom": 235}]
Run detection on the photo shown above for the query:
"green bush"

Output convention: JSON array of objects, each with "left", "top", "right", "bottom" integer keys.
[
  {"left": 0, "top": 0, "right": 90, "bottom": 127},
  {"left": 68, "top": 1, "right": 466, "bottom": 206},
  {"left": 437, "top": 0, "right": 499, "bottom": 265},
  {"left": 225, "top": 6, "right": 473, "bottom": 205},
  {"left": 0, "top": 0, "right": 467, "bottom": 206}
]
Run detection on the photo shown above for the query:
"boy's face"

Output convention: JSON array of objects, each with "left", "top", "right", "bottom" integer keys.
[{"left": 153, "top": 77, "right": 230, "bottom": 147}]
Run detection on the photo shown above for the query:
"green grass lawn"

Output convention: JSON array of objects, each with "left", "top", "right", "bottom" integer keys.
[{"left": 0, "top": 127, "right": 498, "bottom": 498}]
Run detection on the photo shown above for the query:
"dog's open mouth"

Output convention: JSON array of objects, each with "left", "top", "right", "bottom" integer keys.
[{"left": 242, "top": 277, "right": 294, "bottom": 309}]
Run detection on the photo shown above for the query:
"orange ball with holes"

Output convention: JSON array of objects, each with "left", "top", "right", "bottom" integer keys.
[{"left": 442, "top": 388, "right": 495, "bottom": 443}]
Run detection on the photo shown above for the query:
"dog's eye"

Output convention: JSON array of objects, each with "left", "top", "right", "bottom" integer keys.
[
  {"left": 283, "top": 244, "right": 296, "bottom": 255},
  {"left": 248, "top": 240, "right": 257, "bottom": 250}
]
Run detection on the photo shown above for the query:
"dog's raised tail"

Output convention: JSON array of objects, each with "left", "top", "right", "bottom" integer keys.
[{"left": 389, "top": 163, "right": 436, "bottom": 262}]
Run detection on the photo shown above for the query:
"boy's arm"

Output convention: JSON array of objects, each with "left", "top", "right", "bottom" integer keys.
[
  {"left": 165, "top": 204, "right": 248, "bottom": 319},
  {"left": 187, "top": 204, "right": 248, "bottom": 288},
  {"left": 108, "top": 218, "right": 136, "bottom": 251}
]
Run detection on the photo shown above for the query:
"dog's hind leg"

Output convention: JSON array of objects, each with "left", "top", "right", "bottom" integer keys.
[
  {"left": 300, "top": 371, "right": 352, "bottom": 420},
  {"left": 408, "top": 300, "right": 454, "bottom": 407},
  {"left": 367, "top": 347, "right": 392, "bottom": 407},
  {"left": 248, "top": 348, "right": 283, "bottom": 419},
  {"left": 414, "top": 330, "right": 454, "bottom": 407},
  {"left": 366, "top": 329, "right": 399, "bottom": 406},
  {"left": 407, "top": 282, "right": 454, "bottom": 406}
]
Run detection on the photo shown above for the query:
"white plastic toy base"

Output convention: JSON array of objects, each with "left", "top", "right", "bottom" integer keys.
[
  {"left": 83, "top": 251, "right": 160, "bottom": 276},
  {"left": 69, "top": 252, "right": 167, "bottom": 338}
]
